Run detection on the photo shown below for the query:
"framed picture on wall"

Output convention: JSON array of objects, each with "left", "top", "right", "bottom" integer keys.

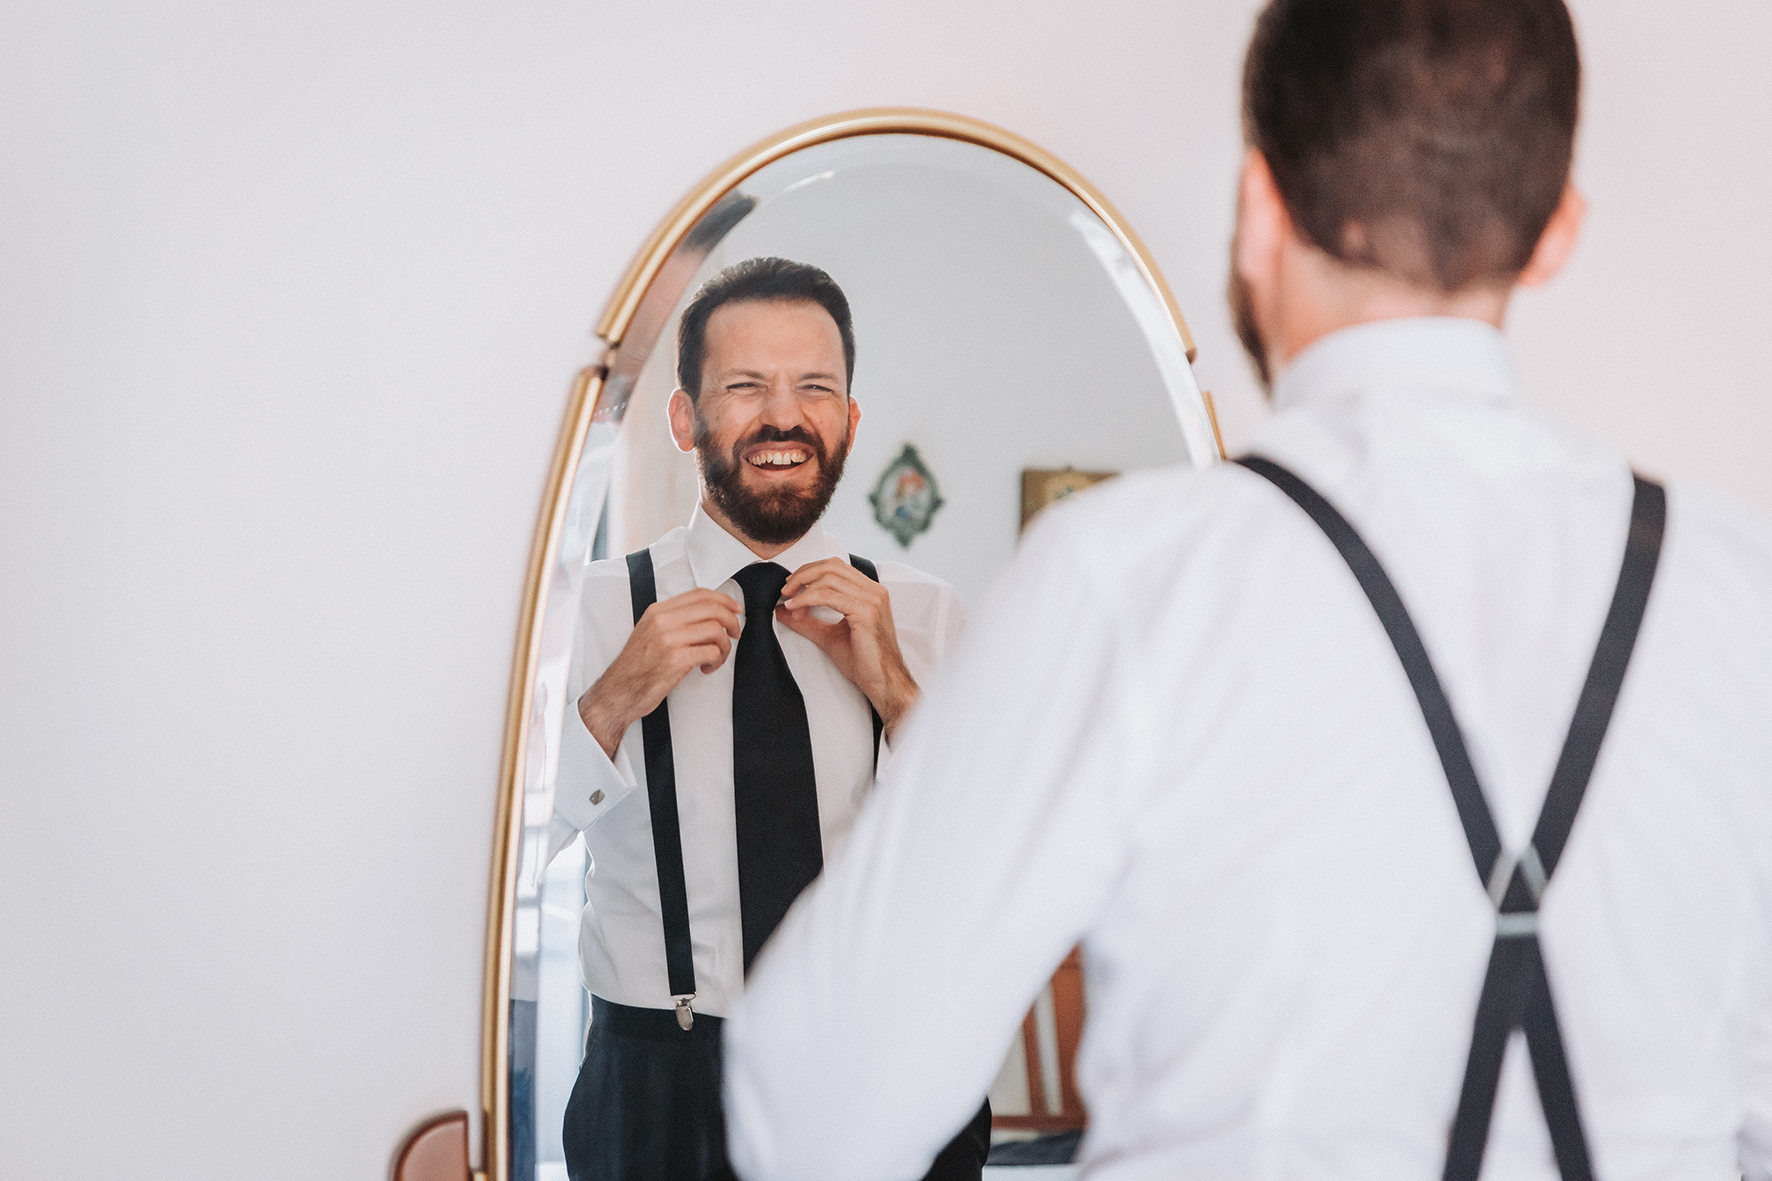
[{"left": 1020, "top": 467, "right": 1117, "bottom": 533}]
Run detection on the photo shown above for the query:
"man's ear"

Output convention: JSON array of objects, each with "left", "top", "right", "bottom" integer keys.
[
  {"left": 1518, "top": 183, "right": 1586, "bottom": 289},
  {"left": 667, "top": 388, "right": 698, "bottom": 454},
  {"left": 1235, "top": 147, "right": 1288, "bottom": 294},
  {"left": 844, "top": 394, "right": 861, "bottom": 457}
]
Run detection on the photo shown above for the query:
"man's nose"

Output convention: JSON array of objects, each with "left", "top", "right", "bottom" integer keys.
[{"left": 758, "top": 382, "right": 803, "bottom": 428}]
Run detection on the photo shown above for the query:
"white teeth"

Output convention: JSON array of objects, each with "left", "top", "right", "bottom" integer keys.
[{"left": 748, "top": 449, "right": 808, "bottom": 467}]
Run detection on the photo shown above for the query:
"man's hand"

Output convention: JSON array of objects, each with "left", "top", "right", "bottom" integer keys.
[
  {"left": 776, "top": 558, "right": 918, "bottom": 737},
  {"left": 578, "top": 588, "right": 743, "bottom": 758}
]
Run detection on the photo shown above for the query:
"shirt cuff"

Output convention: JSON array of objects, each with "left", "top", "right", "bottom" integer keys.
[{"left": 552, "top": 700, "right": 640, "bottom": 833}]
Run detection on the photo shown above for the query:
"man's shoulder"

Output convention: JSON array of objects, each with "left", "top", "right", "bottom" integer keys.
[
  {"left": 1670, "top": 479, "right": 1772, "bottom": 546},
  {"left": 1030, "top": 459, "right": 1269, "bottom": 561},
  {"left": 857, "top": 557, "right": 960, "bottom": 626},
  {"left": 1666, "top": 480, "right": 1772, "bottom": 610},
  {"left": 583, "top": 527, "right": 692, "bottom": 596},
  {"left": 860, "top": 556, "right": 952, "bottom": 592},
  {"left": 584, "top": 553, "right": 631, "bottom": 583}
]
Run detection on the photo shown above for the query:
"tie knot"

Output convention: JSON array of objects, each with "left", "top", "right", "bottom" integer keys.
[{"left": 733, "top": 562, "right": 790, "bottom": 616}]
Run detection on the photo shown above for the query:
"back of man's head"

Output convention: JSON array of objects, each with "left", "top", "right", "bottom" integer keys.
[{"left": 1243, "top": 0, "right": 1580, "bottom": 294}]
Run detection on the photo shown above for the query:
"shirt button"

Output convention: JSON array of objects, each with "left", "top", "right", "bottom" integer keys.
[{"left": 590, "top": 790, "right": 605, "bottom": 805}]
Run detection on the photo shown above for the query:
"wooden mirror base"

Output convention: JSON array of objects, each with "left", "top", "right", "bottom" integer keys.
[{"left": 393, "top": 1110, "right": 473, "bottom": 1181}]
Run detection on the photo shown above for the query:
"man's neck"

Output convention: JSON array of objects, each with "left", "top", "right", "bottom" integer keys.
[
  {"left": 699, "top": 495, "right": 803, "bottom": 561},
  {"left": 1271, "top": 240, "right": 1511, "bottom": 369}
]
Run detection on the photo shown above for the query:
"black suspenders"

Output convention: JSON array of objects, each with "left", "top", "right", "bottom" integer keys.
[
  {"left": 847, "top": 554, "right": 887, "bottom": 764},
  {"left": 625, "top": 549, "right": 699, "bottom": 1029},
  {"left": 623, "top": 549, "right": 886, "bottom": 1029},
  {"left": 1236, "top": 456, "right": 1666, "bottom": 1181}
]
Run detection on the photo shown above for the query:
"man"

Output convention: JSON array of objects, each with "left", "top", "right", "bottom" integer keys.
[
  {"left": 548, "top": 256, "right": 991, "bottom": 1181},
  {"left": 726, "top": 4, "right": 1772, "bottom": 1180}
]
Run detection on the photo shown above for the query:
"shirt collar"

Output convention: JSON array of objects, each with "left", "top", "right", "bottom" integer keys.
[
  {"left": 685, "top": 501, "right": 849, "bottom": 591},
  {"left": 1272, "top": 317, "right": 1522, "bottom": 414}
]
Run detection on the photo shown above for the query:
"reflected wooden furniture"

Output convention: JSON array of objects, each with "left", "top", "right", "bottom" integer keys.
[
  {"left": 1020, "top": 468, "right": 1118, "bottom": 532},
  {"left": 993, "top": 947, "right": 1087, "bottom": 1133},
  {"left": 393, "top": 1110, "right": 473, "bottom": 1181}
]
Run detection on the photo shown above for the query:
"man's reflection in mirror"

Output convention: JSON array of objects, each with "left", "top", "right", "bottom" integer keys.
[{"left": 545, "top": 257, "right": 991, "bottom": 1181}]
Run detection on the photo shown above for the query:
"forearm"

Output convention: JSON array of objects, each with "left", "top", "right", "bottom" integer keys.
[
  {"left": 577, "top": 677, "right": 636, "bottom": 759},
  {"left": 874, "top": 658, "right": 919, "bottom": 739}
]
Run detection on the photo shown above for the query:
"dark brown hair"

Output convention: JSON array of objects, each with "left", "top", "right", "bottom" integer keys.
[
  {"left": 676, "top": 256, "right": 855, "bottom": 400},
  {"left": 1243, "top": 0, "right": 1580, "bottom": 292}
]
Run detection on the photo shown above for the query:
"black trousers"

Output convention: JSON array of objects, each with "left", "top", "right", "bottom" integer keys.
[{"left": 564, "top": 997, "right": 991, "bottom": 1181}]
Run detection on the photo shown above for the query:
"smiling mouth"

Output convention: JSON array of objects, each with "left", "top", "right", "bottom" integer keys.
[{"left": 746, "top": 448, "right": 810, "bottom": 471}]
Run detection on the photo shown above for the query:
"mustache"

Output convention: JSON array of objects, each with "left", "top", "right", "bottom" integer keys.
[{"left": 731, "top": 423, "right": 825, "bottom": 462}]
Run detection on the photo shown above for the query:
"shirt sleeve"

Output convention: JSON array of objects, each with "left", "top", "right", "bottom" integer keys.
[
  {"left": 545, "top": 567, "right": 644, "bottom": 865},
  {"left": 724, "top": 508, "right": 1137, "bottom": 1181},
  {"left": 930, "top": 579, "right": 968, "bottom": 659},
  {"left": 545, "top": 705, "right": 639, "bottom": 859},
  {"left": 875, "top": 577, "right": 968, "bottom": 773}
]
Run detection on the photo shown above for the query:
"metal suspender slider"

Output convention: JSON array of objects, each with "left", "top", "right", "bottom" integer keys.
[{"left": 1489, "top": 844, "right": 1546, "bottom": 938}]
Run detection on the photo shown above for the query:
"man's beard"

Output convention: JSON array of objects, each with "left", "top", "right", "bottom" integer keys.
[
  {"left": 695, "top": 417, "right": 847, "bottom": 547},
  {"left": 1227, "top": 254, "right": 1272, "bottom": 395}
]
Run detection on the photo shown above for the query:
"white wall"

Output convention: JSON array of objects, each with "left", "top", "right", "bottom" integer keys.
[
  {"left": 3, "top": 2, "right": 1767, "bottom": 1177},
  {"left": 1509, "top": 4, "right": 1772, "bottom": 497}
]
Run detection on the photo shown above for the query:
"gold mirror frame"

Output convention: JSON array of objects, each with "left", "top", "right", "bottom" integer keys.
[{"left": 478, "top": 106, "right": 1205, "bottom": 1181}]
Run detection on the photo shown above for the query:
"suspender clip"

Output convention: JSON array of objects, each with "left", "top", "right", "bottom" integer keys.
[{"left": 675, "top": 994, "right": 695, "bottom": 1031}]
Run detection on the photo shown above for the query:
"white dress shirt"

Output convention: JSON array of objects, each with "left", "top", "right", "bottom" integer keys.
[
  {"left": 726, "top": 318, "right": 1772, "bottom": 1181},
  {"left": 548, "top": 504, "right": 964, "bottom": 1019}
]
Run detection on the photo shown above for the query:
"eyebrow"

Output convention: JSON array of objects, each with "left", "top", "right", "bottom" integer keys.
[{"left": 719, "top": 369, "right": 843, "bottom": 383}]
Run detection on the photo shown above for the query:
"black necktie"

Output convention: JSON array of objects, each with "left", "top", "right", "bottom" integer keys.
[{"left": 731, "top": 561, "right": 823, "bottom": 973}]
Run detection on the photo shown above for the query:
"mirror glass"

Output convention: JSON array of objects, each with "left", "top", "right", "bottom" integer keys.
[{"left": 507, "top": 129, "right": 1217, "bottom": 1181}]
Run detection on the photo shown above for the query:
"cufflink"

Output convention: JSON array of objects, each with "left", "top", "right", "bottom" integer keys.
[{"left": 590, "top": 790, "right": 605, "bottom": 805}]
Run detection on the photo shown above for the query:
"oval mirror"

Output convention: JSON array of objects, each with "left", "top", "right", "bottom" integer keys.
[{"left": 486, "top": 108, "right": 1222, "bottom": 1181}]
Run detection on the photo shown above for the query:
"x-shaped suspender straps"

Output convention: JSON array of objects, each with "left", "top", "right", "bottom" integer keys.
[{"left": 1237, "top": 457, "right": 1666, "bottom": 1181}]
